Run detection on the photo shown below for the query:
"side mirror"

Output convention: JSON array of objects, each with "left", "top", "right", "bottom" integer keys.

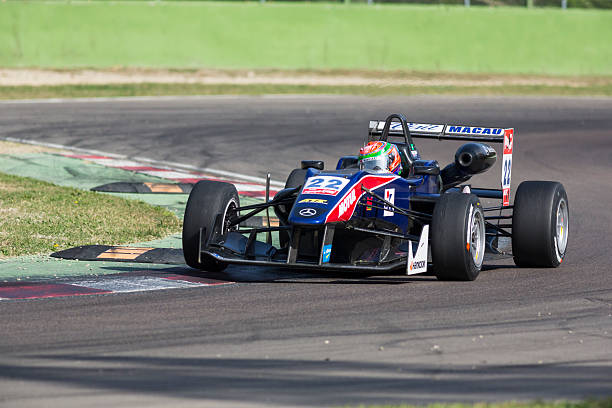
[
  {"left": 412, "top": 160, "right": 440, "bottom": 176},
  {"left": 301, "top": 160, "right": 324, "bottom": 170}
]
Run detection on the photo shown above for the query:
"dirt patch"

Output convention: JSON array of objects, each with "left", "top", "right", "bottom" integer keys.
[
  {"left": 1, "top": 68, "right": 609, "bottom": 88},
  {"left": 0, "top": 183, "right": 26, "bottom": 194},
  {"left": 0, "top": 141, "right": 64, "bottom": 155}
]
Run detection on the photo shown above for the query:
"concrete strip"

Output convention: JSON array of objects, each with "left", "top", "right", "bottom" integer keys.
[{"left": 1, "top": 68, "right": 606, "bottom": 88}]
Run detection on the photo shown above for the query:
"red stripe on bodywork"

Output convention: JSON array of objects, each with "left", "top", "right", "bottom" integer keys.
[
  {"left": 0, "top": 283, "right": 111, "bottom": 299},
  {"left": 325, "top": 175, "right": 398, "bottom": 223}
]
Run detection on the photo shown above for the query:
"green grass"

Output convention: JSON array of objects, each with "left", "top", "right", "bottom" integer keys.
[
  {"left": 1, "top": 82, "right": 611, "bottom": 99},
  {"left": 0, "top": 172, "right": 181, "bottom": 258},
  {"left": 358, "top": 400, "right": 612, "bottom": 408},
  {"left": 1, "top": 2, "right": 611, "bottom": 76}
]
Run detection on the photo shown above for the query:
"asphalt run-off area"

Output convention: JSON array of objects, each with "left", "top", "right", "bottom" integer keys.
[{"left": 0, "top": 95, "right": 611, "bottom": 407}]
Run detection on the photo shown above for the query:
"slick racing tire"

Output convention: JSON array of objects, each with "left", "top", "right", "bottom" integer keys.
[
  {"left": 182, "top": 180, "right": 239, "bottom": 271},
  {"left": 512, "top": 181, "right": 568, "bottom": 267},
  {"left": 432, "top": 193, "right": 486, "bottom": 281}
]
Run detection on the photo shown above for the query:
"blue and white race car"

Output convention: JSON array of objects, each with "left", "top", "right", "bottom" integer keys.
[{"left": 182, "top": 113, "right": 569, "bottom": 281}]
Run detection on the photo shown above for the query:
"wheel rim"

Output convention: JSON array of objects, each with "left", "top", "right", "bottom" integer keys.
[
  {"left": 222, "top": 199, "right": 239, "bottom": 234},
  {"left": 556, "top": 198, "right": 569, "bottom": 256},
  {"left": 470, "top": 209, "right": 485, "bottom": 268}
]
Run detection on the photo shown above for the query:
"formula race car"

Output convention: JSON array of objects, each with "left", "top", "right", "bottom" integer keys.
[{"left": 182, "top": 113, "right": 569, "bottom": 280}]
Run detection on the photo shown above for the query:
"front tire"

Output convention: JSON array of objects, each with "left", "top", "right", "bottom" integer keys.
[
  {"left": 512, "top": 181, "right": 568, "bottom": 267},
  {"left": 432, "top": 193, "right": 486, "bottom": 281},
  {"left": 182, "top": 180, "right": 239, "bottom": 271}
]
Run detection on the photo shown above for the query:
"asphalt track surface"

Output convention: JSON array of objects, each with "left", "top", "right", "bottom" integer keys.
[{"left": 1, "top": 95, "right": 611, "bottom": 407}]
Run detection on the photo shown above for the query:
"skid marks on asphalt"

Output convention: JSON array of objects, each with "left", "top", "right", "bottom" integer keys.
[{"left": 0, "top": 270, "right": 233, "bottom": 301}]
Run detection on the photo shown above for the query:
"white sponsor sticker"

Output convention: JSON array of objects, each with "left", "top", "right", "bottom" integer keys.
[
  {"left": 407, "top": 225, "right": 429, "bottom": 275},
  {"left": 383, "top": 188, "right": 395, "bottom": 217},
  {"left": 370, "top": 121, "right": 445, "bottom": 134},
  {"left": 338, "top": 189, "right": 358, "bottom": 217}
]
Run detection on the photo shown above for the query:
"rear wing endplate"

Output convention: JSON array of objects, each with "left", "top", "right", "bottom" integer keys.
[{"left": 368, "top": 120, "right": 514, "bottom": 206}]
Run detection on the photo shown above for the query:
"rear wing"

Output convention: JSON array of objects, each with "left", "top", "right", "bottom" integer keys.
[
  {"left": 368, "top": 117, "right": 514, "bottom": 206},
  {"left": 368, "top": 120, "right": 509, "bottom": 143}
]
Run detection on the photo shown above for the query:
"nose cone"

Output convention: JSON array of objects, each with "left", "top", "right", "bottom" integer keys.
[
  {"left": 289, "top": 172, "right": 359, "bottom": 225},
  {"left": 288, "top": 204, "right": 328, "bottom": 225}
]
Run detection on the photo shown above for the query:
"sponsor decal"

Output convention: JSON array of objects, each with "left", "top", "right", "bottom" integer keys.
[
  {"left": 298, "top": 198, "right": 328, "bottom": 204},
  {"left": 371, "top": 121, "right": 508, "bottom": 137},
  {"left": 466, "top": 204, "right": 474, "bottom": 251},
  {"left": 501, "top": 129, "right": 514, "bottom": 207},
  {"left": 383, "top": 188, "right": 395, "bottom": 217},
  {"left": 447, "top": 126, "right": 503, "bottom": 135},
  {"left": 407, "top": 123, "right": 444, "bottom": 132},
  {"left": 502, "top": 157, "right": 512, "bottom": 187},
  {"left": 360, "top": 156, "right": 380, "bottom": 162},
  {"left": 298, "top": 208, "right": 317, "bottom": 217},
  {"left": 386, "top": 122, "right": 445, "bottom": 133},
  {"left": 407, "top": 225, "right": 429, "bottom": 275},
  {"left": 322, "top": 244, "right": 332, "bottom": 263},
  {"left": 325, "top": 175, "right": 398, "bottom": 223},
  {"left": 338, "top": 189, "right": 358, "bottom": 217},
  {"left": 301, "top": 188, "right": 340, "bottom": 196},
  {"left": 302, "top": 176, "right": 350, "bottom": 196},
  {"left": 504, "top": 129, "right": 514, "bottom": 154},
  {"left": 366, "top": 197, "right": 372, "bottom": 211}
]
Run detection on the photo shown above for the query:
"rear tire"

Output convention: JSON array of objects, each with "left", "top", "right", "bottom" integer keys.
[
  {"left": 182, "top": 180, "right": 239, "bottom": 271},
  {"left": 512, "top": 181, "right": 568, "bottom": 267},
  {"left": 432, "top": 193, "right": 485, "bottom": 281}
]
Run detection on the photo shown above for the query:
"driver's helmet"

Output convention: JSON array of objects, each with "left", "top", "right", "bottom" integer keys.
[{"left": 358, "top": 141, "right": 402, "bottom": 175}]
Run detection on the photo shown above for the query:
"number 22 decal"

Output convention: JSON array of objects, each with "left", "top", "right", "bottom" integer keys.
[
  {"left": 306, "top": 178, "right": 343, "bottom": 189},
  {"left": 302, "top": 176, "right": 350, "bottom": 196}
]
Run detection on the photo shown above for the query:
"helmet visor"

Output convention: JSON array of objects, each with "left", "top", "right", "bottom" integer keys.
[{"left": 359, "top": 154, "right": 389, "bottom": 172}]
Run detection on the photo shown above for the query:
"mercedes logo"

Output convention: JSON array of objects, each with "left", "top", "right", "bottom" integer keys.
[{"left": 299, "top": 208, "right": 317, "bottom": 217}]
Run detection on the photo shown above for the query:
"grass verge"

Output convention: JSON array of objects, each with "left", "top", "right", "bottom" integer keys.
[
  {"left": 0, "top": 172, "right": 181, "bottom": 258},
  {"left": 1, "top": 82, "right": 612, "bottom": 99},
  {"left": 359, "top": 400, "right": 612, "bottom": 408},
  {"left": 1, "top": 2, "right": 611, "bottom": 76}
]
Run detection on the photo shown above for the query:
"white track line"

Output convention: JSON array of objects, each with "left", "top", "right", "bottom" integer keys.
[
  {"left": 0, "top": 95, "right": 260, "bottom": 105},
  {"left": 1, "top": 136, "right": 285, "bottom": 187}
]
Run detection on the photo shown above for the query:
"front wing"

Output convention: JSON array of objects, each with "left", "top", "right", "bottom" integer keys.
[{"left": 200, "top": 223, "right": 430, "bottom": 274}]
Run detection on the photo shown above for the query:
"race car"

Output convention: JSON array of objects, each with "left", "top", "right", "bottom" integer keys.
[{"left": 182, "top": 113, "right": 569, "bottom": 281}]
